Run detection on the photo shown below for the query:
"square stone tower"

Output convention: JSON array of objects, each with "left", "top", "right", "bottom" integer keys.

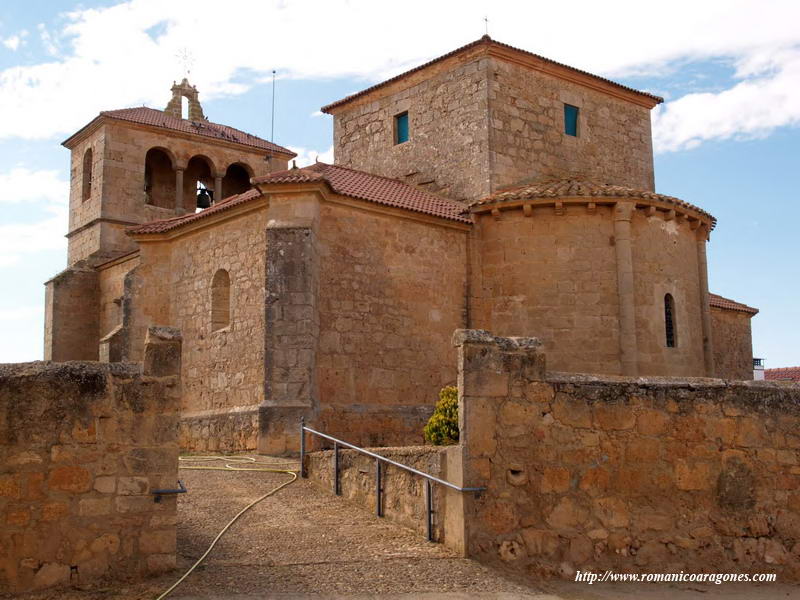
[
  {"left": 322, "top": 36, "right": 662, "bottom": 202},
  {"left": 45, "top": 80, "right": 296, "bottom": 361},
  {"left": 61, "top": 79, "right": 295, "bottom": 267}
]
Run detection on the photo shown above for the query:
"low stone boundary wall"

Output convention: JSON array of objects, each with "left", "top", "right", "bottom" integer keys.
[
  {"left": 258, "top": 404, "right": 434, "bottom": 455},
  {"left": 454, "top": 329, "right": 800, "bottom": 580},
  {"left": 179, "top": 405, "right": 260, "bottom": 453},
  {"left": 0, "top": 327, "right": 181, "bottom": 593},
  {"left": 305, "top": 445, "right": 459, "bottom": 544}
]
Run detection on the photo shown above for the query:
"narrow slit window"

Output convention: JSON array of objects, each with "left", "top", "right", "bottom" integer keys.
[
  {"left": 82, "top": 148, "right": 93, "bottom": 201},
  {"left": 211, "top": 269, "right": 231, "bottom": 331},
  {"left": 564, "top": 104, "right": 579, "bottom": 137},
  {"left": 394, "top": 111, "right": 409, "bottom": 144},
  {"left": 664, "top": 293, "right": 676, "bottom": 348}
]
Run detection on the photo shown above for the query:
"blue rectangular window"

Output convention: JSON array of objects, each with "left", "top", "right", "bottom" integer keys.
[
  {"left": 395, "top": 112, "right": 409, "bottom": 144},
  {"left": 564, "top": 104, "right": 579, "bottom": 137}
]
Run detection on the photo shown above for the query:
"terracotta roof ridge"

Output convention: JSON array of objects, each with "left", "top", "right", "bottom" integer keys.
[
  {"left": 251, "top": 166, "right": 328, "bottom": 184},
  {"left": 317, "top": 162, "right": 465, "bottom": 203},
  {"left": 103, "top": 106, "right": 278, "bottom": 144},
  {"left": 765, "top": 366, "right": 800, "bottom": 372},
  {"left": 321, "top": 36, "right": 662, "bottom": 113},
  {"left": 127, "top": 188, "right": 262, "bottom": 235},
  {"left": 708, "top": 292, "right": 759, "bottom": 315},
  {"left": 65, "top": 106, "right": 295, "bottom": 156}
]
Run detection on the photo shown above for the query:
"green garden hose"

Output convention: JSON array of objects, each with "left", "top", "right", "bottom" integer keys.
[{"left": 155, "top": 455, "right": 299, "bottom": 600}]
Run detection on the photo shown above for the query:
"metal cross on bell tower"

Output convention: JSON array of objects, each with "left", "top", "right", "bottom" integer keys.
[{"left": 175, "top": 47, "right": 195, "bottom": 79}]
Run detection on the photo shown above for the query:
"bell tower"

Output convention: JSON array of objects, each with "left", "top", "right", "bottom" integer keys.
[
  {"left": 164, "top": 78, "right": 206, "bottom": 121},
  {"left": 46, "top": 79, "right": 296, "bottom": 361}
]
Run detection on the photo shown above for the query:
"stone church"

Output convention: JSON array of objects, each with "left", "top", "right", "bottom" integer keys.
[{"left": 44, "top": 36, "right": 758, "bottom": 453}]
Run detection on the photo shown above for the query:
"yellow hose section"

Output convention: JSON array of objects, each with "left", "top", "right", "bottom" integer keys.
[{"left": 155, "top": 455, "right": 300, "bottom": 600}]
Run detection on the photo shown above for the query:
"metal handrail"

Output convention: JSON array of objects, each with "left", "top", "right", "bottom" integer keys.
[{"left": 299, "top": 418, "right": 483, "bottom": 542}]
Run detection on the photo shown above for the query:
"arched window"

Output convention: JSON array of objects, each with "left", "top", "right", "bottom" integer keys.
[
  {"left": 211, "top": 269, "right": 231, "bottom": 331},
  {"left": 664, "top": 293, "right": 676, "bottom": 348},
  {"left": 144, "top": 148, "right": 176, "bottom": 208},
  {"left": 82, "top": 148, "right": 93, "bottom": 201},
  {"left": 221, "top": 163, "right": 252, "bottom": 199},
  {"left": 185, "top": 155, "right": 215, "bottom": 212}
]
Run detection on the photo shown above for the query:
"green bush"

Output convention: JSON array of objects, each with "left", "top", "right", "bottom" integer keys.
[{"left": 424, "top": 385, "right": 459, "bottom": 445}]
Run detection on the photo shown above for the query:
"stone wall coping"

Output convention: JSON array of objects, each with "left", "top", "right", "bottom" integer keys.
[
  {"left": 99, "top": 324, "right": 124, "bottom": 344},
  {"left": 546, "top": 370, "right": 800, "bottom": 390},
  {"left": 146, "top": 326, "right": 182, "bottom": 342},
  {"left": 310, "top": 445, "right": 447, "bottom": 458},
  {"left": 0, "top": 360, "right": 140, "bottom": 381},
  {"left": 452, "top": 329, "right": 542, "bottom": 350},
  {"left": 181, "top": 404, "right": 262, "bottom": 420}
]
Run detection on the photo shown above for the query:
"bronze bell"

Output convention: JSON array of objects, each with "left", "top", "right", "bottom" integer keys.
[{"left": 196, "top": 188, "right": 212, "bottom": 209}]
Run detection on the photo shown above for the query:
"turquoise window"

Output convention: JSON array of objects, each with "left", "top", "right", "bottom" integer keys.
[
  {"left": 395, "top": 112, "right": 409, "bottom": 144},
  {"left": 564, "top": 104, "right": 579, "bottom": 137}
]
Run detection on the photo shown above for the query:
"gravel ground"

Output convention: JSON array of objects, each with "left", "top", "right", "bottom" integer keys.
[{"left": 7, "top": 457, "right": 799, "bottom": 600}]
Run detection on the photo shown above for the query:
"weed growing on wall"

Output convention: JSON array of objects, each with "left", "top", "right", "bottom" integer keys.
[{"left": 424, "top": 385, "right": 459, "bottom": 445}]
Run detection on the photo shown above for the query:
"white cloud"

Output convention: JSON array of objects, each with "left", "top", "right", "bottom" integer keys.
[
  {"left": 3, "top": 36, "right": 21, "bottom": 51},
  {"left": 0, "top": 0, "right": 798, "bottom": 152},
  {"left": 289, "top": 145, "right": 334, "bottom": 168},
  {"left": 653, "top": 47, "right": 800, "bottom": 152},
  {"left": 0, "top": 167, "right": 68, "bottom": 205},
  {"left": 37, "top": 23, "right": 59, "bottom": 56},
  {"left": 2, "top": 29, "right": 28, "bottom": 51},
  {"left": 0, "top": 204, "right": 68, "bottom": 268},
  {"left": 0, "top": 168, "right": 68, "bottom": 268}
]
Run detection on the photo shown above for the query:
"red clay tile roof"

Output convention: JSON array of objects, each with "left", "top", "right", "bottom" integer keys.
[
  {"left": 470, "top": 178, "right": 716, "bottom": 226},
  {"left": 64, "top": 107, "right": 295, "bottom": 157},
  {"left": 127, "top": 189, "right": 262, "bottom": 235},
  {"left": 709, "top": 293, "right": 759, "bottom": 315},
  {"left": 765, "top": 367, "right": 800, "bottom": 382},
  {"left": 253, "top": 162, "right": 472, "bottom": 223},
  {"left": 128, "top": 163, "right": 471, "bottom": 235},
  {"left": 321, "top": 35, "right": 663, "bottom": 113}
]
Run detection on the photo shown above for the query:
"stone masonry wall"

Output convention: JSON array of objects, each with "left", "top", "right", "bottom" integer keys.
[
  {"left": 169, "top": 209, "right": 268, "bottom": 419},
  {"left": 488, "top": 57, "right": 655, "bottom": 192},
  {"left": 97, "top": 254, "right": 139, "bottom": 341},
  {"left": 126, "top": 207, "right": 268, "bottom": 453},
  {"left": 44, "top": 265, "right": 100, "bottom": 362},
  {"left": 0, "top": 327, "right": 182, "bottom": 594},
  {"left": 631, "top": 211, "right": 705, "bottom": 376},
  {"left": 332, "top": 47, "right": 656, "bottom": 203},
  {"left": 471, "top": 206, "right": 621, "bottom": 375},
  {"left": 316, "top": 201, "right": 468, "bottom": 447},
  {"left": 305, "top": 446, "right": 450, "bottom": 542},
  {"left": 455, "top": 330, "right": 800, "bottom": 580},
  {"left": 712, "top": 307, "right": 755, "bottom": 380},
  {"left": 332, "top": 49, "right": 491, "bottom": 202},
  {"left": 471, "top": 204, "right": 708, "bottom": 377}
]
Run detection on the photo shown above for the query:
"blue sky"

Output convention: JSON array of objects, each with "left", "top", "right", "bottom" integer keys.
[{"left": 0, "top": 0, "right": 798, "bottom": 367}]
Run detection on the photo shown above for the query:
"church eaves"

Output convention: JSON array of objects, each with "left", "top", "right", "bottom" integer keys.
[
  {"left": 709, "top": 293, "right": 759, "bottom": 315},
  {"left": 469, "top": 178, "right": 716, "bottom": 229},
  {"left": 252, "top": 162, "right": 472, "bottom": 223},
  {"left": 62, "top": 106, "right": 296, "bottom": 157},
  {"left": 321, "top": 35, "right": 663, "bottom": 114}
]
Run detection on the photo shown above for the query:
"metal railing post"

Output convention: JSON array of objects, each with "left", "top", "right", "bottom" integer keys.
[
  {"left": 299, "top": 417, "right": 306, "bottom": 478},
  {"left": 333, "top": 441, "right": 340, "bottom": 496},
  {"left": 375, "top": 458, "right": 382, "bottom": 517},
  {"left": 425, "top": 479, "right": 433, "bottom": 542},
  {"left": 300, "top": 425, "right": 484, "bottom": 546}
]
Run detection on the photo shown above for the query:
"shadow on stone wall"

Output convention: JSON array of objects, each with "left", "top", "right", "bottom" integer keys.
[{"left": 0, "top": 327, "right": 182, "bottom": 594}]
